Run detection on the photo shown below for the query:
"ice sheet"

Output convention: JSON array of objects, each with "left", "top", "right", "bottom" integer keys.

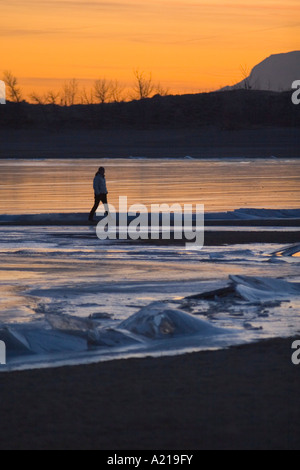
[{"left": 0, "top": 225, "right": 299, "bottom": 372}]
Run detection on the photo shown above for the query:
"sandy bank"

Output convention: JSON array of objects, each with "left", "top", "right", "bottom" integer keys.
[{"left": 0, "top": 337, "right": 299, "bottom": 450}]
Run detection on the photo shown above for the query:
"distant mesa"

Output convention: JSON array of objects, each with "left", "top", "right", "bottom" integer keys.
[
  {"left": 0, "top": 81, "right": 5, "bottom": 104},
  {"left": 220, "top": 51, "right": 300, "bottom": 92}
]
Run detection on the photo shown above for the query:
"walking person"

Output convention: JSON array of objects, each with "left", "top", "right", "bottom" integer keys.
[{"left": 89, "top": 167, "right": 109, "bottom": 222}]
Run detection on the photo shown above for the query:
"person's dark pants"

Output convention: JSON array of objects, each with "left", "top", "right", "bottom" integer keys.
[{"left": 89, "top": 194, "right": 108, "bottom": 220}]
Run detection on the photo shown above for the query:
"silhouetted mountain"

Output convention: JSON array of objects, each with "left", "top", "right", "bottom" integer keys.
[{"left": 221, "top": 51, "right": 300, "bottom": 92}]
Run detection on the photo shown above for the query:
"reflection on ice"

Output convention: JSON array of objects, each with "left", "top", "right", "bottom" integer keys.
[
  {"left": 1, "top": 268, "right": 300, "bottom": 372},
  {"left": 274, "top": 244, "right": 300, "bottom": 258},
  {"left": 0, "top": 223, "right": 300, "bottom": 371}
]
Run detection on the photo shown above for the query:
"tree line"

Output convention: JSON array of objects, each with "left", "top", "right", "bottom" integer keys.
[{"left": 2, "top": 70, "right": 169, "bottom": 105}]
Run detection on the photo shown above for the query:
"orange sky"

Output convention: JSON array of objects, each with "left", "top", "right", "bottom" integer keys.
[{"left": 2, "top": 0, "right": 300, "bottom": 98}]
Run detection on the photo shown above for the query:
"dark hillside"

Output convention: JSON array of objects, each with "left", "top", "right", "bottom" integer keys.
[{"left": 0, "top": 90, "right": 298, "bottom": 131}]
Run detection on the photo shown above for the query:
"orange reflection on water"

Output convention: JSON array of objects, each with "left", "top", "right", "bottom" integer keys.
[{"left": 0, "top": 159, "right": 299, "bottom": 215}]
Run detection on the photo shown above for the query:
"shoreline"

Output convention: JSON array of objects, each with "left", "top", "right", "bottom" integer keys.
[
  {"left": 0, "top": 225, "right": 299, "bottom": 245},
  {"left": 0, "top": 337, "right": 299, "bottom": 450},
  {"left": 1, "top": 127, "right": 299, "bottom": 159}
]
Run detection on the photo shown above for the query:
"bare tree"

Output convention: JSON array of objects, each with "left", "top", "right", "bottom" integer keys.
[
  {"left": 132, "top": 70, "right": 154, "bottom": 100},
  {"left": 30, "top": 92, "right": 47, "bottom": 105},
  {"left": 240, "top": 65, "right": 252, "bottom": 90},
  {"left": 61, "top": 79, "right": 79, "bottom": 106},
  {"left": 155, "top": 82, "right": 170, "bottom": 97},
  {"left": 31, "top": 90, "right": 60, "bottom": 105},
  {"left": 2, "top": 70, "right": 23, "bottom": 102},
  {"left": 94, "top": 79, "right": 112, "bottom": 104},
  {"left": 110, "top": 80, "right": 125, "bottom": 103},
  {"left": 46, "top": 90, "right": 60, "bottom": 105},
  {"left": 81, "top": 87, "right": 95, "bottom": 105}
]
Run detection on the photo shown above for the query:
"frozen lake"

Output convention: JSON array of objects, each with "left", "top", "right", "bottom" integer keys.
[
  {"left": 0, "top": 158, "right": 299, "bottom": 214},
  {"left": 0, "top": 225, "right": 299, "bottom": 371},
  {"left": 0, "top": 158, "right": 299, "bottom": 371}
]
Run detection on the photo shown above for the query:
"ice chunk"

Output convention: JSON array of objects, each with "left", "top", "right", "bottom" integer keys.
[
  {"left": 0, "top": 326, "right": 87, "bottom": 355},
  {"left": 23, "top": 329, "right": 87, "bottom": 353},
  {"left": 186, "top": 275, "right": 300, "bottom": 304},
  {"left": 46, "top": 313, "right": 96, "bottom": 336},
  {"left": 119, "top": 302, "right": 224, "bottom": 339},
  {"left": 230, "top": 275, "right": 300, "bottom": 302},
  {"left": 88, "top": 328, "right": 144, "bottom": 347},
  {"left": 0, "top": 328, "right": 31, "bottom": 354}
]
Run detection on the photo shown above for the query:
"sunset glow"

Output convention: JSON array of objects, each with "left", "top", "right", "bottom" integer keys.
[{"left": 2, "top": 0, "right": 300, "bottom": 98}]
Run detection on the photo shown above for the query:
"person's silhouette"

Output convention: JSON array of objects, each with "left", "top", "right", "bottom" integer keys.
[{"left": 89, "top": 167, "right": 109, "bottom": 222}]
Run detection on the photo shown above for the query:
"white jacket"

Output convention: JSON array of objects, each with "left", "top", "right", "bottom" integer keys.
[{"left": 93, "top": 174, "right": 108, "bottom": 195}]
